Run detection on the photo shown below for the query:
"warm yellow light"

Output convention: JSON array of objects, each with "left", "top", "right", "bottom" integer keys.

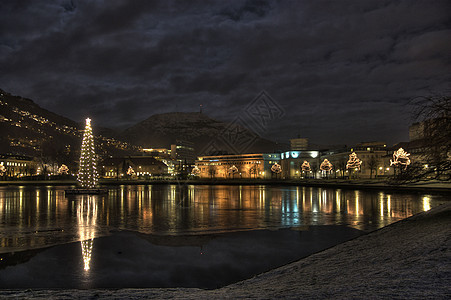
[{"left": 390, "top": 148, "right": 411, "bottom": 170}]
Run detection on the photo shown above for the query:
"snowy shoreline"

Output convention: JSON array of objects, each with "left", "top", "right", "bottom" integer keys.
[{"left": 1, "top": 202, "right": 449, "bottom": 299}]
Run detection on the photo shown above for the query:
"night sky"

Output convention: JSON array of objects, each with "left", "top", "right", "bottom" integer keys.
[{"left": 1, "top": 0, "right": 450, "bottom": 146}]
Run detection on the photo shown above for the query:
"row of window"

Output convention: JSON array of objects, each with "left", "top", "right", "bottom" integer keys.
[
  {"left": 1, "top": 161, "right": 28, "bottom": 167},
  {"left": 198, "top": 161, "right": 262, "bottom": 166}
]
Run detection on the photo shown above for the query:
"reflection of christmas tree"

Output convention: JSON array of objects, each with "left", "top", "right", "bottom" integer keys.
[
  {"left": 390, "top": 148, "right": 411, "bottom": 170},
  {"left": 77, "top": 118, "right": 98, "bottom": 189},
  {"left": 320, "top": 159, "right": 333, "bottom": 171},
  {"left": 77, "top": 195, "right": 97, "bottom": 271},
  {"left": 301, "top": 161, "right": 311, "bottom": 172},
  {"left": 346, "top": 152, "right": 362, "bottom": 170}
]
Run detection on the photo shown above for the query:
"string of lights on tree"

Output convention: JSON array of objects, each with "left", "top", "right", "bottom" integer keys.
[
  {"left": 58, "top": 164, "right": 69, "bottom": 175},
  {"left": 126, "top": 166, "right": 135, "bottom": 176},
  {"left": 0, "top": 162, "right": 5, "bottom": 176},
  {"left": 301, "top": 160, "right": 311, "bottom": 172},
  {"left": 77, "top": 118, "right": 99, "bottom": 189},
  {"left": 228, "top": 165, "right": 239, "bottom": 174},
  {"left": 320, "top": 159, "right": 333, "bottom": 171},
  {"left": 346, "top": 152, "right": 362, "bottom": 170},
  {"left": 191, "top": 166, "right": 200, "bottom": 175},
  {"left": 390, "top": 148, "right": 411, "bottom": 169},
  {"left": 271, "top": 163, "right": 282, "bottom": 174}
]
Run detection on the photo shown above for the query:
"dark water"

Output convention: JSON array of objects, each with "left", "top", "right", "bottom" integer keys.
[{"left": 0, "top": 184, "right": 447, "bottom": 288}]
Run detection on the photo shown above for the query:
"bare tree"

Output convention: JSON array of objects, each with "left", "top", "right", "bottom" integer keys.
[
  {"left": 208, "top": 165, "right": 216, "bottom": 179},
  {"left": 410, "top": 95, "right": 451, "bottom": 181},
  {"left": 367, "top": 156, "right": 379, "bottom": 179},
  {"left": 337, "top": 157, "right": 347, "bottom": 179},
  {"left": 249, "top": 164, "right": 258, "bottom": 178}
]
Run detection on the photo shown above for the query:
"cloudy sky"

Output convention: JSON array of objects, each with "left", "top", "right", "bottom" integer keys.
[{"left": 1, "top": 0, "right": 450, "bottom": 146}]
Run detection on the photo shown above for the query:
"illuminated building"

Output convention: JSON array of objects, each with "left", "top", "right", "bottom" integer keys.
[
  {"left": 280, "top": 150, "right": 320, "bottom": 179},
  {"left": 102, "top": 156, "right": 168, "bottom": 178},
  {"left": 195, "top": 153, "right": 281, "bottom": 179},
  {"left": 320, "top": 142, "right": 393, "bottom": 178},
  {"left": 171, "top": 140, "right": 195, "bottom": 164},
  {"left": 0, "top": 154, "right": 37, "bottom": 177},
  {"left": 290, "top": 138, "right": 309, "bottom": 150}
]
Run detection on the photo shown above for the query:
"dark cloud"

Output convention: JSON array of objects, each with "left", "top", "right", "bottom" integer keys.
[{"left": 0, "top": 0, "right": 450, "bottom": 145}]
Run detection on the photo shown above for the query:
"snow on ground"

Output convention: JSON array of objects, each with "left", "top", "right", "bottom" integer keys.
[{"left": 1, "top": 202, "right": 449, "bottom": 299}]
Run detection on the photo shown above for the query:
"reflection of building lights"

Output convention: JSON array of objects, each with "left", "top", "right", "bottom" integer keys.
[
  {"left": 422, "top": 196, "right": 431, "bottom": 211},
  {"left": 387, "top": 196, "right": 391, "bottom": 215}
]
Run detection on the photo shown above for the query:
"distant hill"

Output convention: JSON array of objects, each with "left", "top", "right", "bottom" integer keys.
[
  {"left": 119, "top": 112, "right": 282, "bottom": 155},
  {"left": 0, "top": 89, "right": 283, "bottom": 164},
  {"left": 0, "top": 89, "right": 139, "bottom": 168}
]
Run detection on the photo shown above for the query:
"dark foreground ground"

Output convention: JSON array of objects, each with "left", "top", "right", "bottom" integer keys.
[{"left": 1, "top": 202, "right": 449, "bottom": 299}]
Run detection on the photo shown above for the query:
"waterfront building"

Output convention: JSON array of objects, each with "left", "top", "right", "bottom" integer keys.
[
  {"left": 320, "top": 142, "right": 393, "bottom": 178},
  {"left": 102, "top": 156, "right": 168, "bottom": 178},
  {"left": 171, "top": 140, "right": 195, "bottom": 164},
  {"left": 195, "top": 153, "right": 281, "bottom": 179},
  {"left": 279, "top": 150, "right": 320, "bottom": 178},
  {"left": 0, "top": 154, "right": 37, "bottom": 177},
  {"left": 290, "top": 138, "right": 309, "bottom": 151}
]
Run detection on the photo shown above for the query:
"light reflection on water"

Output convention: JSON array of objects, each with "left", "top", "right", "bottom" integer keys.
[{"left": 0, "top": 184, "right": 446, "bottom": 253}]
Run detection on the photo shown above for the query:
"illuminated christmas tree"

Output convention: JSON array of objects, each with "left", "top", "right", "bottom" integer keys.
[
  {"left": 58, "top": 164, "right": 69, "bottom": 175},
  {"left": 0, "top": 162, "right": 6, "bottom": 176},
  {"left": 320, "top": 159, "right": 333, "bottom": 171},
  {"left": 77, "top": 118, "right": 98, "bottom": 189},
  {"left": 229, "top": 165, "right": 238, "bottom": 174},
  {"left": 301, "top": 161, "right": 311, "bottom": 172},
  {"left": 271, "top": 163, "right": 282, "bottom": 179},
  {"left": 390, "top": 148, "right": 411, "bottom": 170},
  {"left": 191, "top": 166, "right": 201, "bottom": 176},
  {"left": 271, "top": 163, "right": 282, "bottom": 174},
  {"left": 126, "top": 166, "right": 135, "bottom": 176},
  {"left": 346, "top": 152, "right": 362, "bottom": 170},
  {"left": 229, "top": 165, "right": 239, "bottom": 178}
]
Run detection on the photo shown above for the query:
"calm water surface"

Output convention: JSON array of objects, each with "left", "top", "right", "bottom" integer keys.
[{"left": 0, "top": 184, "right": 445, "bottom": 253}]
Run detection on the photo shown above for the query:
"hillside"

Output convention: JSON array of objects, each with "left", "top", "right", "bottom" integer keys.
[
  {"left": 0, "top": 89, "right": 139, "bottom": 167},
  {"left": 0, "top": 89, "right": 282, "bottom": 162},
  {"left": 120, "top": 112, "right": 281, "bottom": 155}
]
